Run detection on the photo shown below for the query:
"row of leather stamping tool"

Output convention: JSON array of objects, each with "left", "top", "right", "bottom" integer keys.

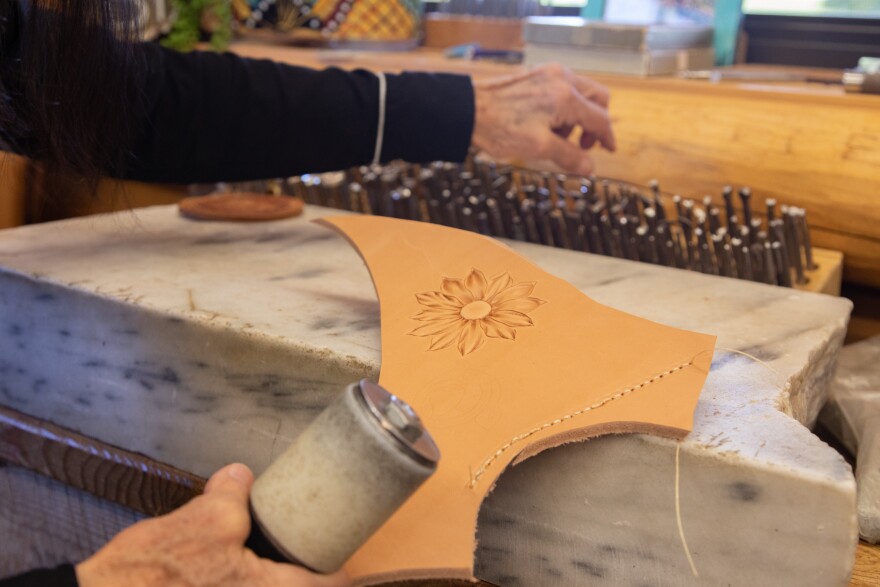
[{"left": 281, "top": 158, "right": 816, "bottom": 287}]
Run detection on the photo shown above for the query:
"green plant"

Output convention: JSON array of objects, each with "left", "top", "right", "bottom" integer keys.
[{"left": 163, "top": 0, "right": 232, "bottom": 52}]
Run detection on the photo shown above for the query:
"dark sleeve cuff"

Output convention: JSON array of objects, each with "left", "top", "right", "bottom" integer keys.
[
  {"left": 381, "top": 72, "right": 474, "bottom": 164},
  {"left": 0, "top": 564, "right": 79, "bottom": 587}
]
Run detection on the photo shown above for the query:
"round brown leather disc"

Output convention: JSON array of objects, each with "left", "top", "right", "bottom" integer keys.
[{"left": 179, "top": 194, "right": 304, "bottom": 222}]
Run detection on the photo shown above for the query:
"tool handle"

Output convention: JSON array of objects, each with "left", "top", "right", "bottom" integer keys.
[
  {"left": 245, "top": 504, "right": 315, "bottom": 569},
  {"left": 245, "top": 515, "right": 288, "bottom": 563}
]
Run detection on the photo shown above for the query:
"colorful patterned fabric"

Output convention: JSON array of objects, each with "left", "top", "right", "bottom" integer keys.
[{"left": 312, "top": 0, "right": 420, "bottom": 41}]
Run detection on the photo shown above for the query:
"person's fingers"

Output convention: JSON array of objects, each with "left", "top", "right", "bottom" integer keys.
[
  {"left": 580, "top": 131, "right": 597, "bottom": 150},
  {"left": 204, "top": 463, "right": 254, "bottom": 505},
  {"left": 556, "top": 126, "right": 598, "bottom": 151},
  {"left": 566, "top": 71, "right": 611, "bottom": 109},
  {"left": 260, "top": 559, "right": 351, "bottom": 587},
  {"left": 541, "top": 132, "right": 595, "bottom": 176},
  {"left": 553, "top": 124, "right": 574, "bottom": 140},
  {"left": 194, "top": 463, "right": 255, "bottom": 545},
  {"left": 473, "top": 62, "right": 615, "bottom": 168},
  {"left": 562, "top": 92, "right": 616, "bottom": 152}
]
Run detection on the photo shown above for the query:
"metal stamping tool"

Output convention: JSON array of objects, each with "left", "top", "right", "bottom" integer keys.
[
  {"left": 247, "top": 380, "right": 439, "bottom": 573},
  {"left": 784, "top": 209, "right": 807, "bottom": 285},
  {"left": 766, "top": 198, "right": 777, "bottom": 223},
  {"left": 772, "top": 241, "right": 793, "bottom": 287},
  {"left": 794, "top": 207, "right": 818, "bottom": 270},
  {"left": 763, "top": 244, "right": 777, "bottom": 285},
  {"left": 347, "top": 183, "right": 365, "bottom": 213},
  {"left": 738, "top": 187, "right": 753, "bottom": 229},
  {"left": 287, "top": 157, "right": 818, "bottom": 289},
  {"left": 722, "top": 185, "right": 735, "bottom": 229}
]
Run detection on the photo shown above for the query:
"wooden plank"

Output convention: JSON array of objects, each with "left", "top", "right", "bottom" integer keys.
[
  {"left": 806, "top": 247, "right": 844, "bottom": 296},
  {"left": 0, "top": 153, "right": 27, "bottom": 229},
  {"left": 0, "top": 151, "right": 186, "bottom": 226},
  {"left": 423, "top": 15, "right": 524, "bottom": 50},
  {"left": 852, "top": 542, "right": 880, "bottom": 587},
  {"left": 810, "top": 228, "right": 880, "bottom": 291},
  {"left": 30, "top": 177, "right": 187, "bottom": 224},
  {"left": 0, "top": 405, "right": 205, "bottom": 517}
]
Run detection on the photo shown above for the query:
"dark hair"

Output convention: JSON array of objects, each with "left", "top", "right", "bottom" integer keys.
[{"left": 0, "top": 0, "right": 143, "bottom": 213}]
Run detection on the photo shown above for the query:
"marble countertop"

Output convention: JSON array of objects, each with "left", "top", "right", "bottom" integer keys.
[{"left": 0, "top": 204, "right": 858, "bottom": 586}]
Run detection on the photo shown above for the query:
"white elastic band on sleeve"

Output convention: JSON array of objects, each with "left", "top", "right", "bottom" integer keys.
[{"left": 371, "top": 71, "right": 387, "bottom": 167}]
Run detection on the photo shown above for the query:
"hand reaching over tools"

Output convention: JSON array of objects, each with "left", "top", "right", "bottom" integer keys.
[
  {"left": 74, "top": 464, "right": 350, "bottom": 587},
  {"left": 472, "top": 63, "right": 616, "bottom": 176}
]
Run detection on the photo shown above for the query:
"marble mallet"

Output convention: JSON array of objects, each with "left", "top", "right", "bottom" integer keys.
[{"left": 246, "top": 380, "right": 441, "bottom": 573}]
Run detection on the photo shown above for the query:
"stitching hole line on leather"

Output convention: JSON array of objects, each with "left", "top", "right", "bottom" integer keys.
[
  {"left": 465, "top": 345, "right": 780, "bottom": 489},
  {"left": 466, "top": 359, "right": 697, "bottom": 489}
]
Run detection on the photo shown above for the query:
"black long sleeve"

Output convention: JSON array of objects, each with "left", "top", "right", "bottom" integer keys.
[
  {"left": 0, "top": 564, "right": 78, "bottom": 587},
  {"left": 124, "top": 44, "right": 475, "bottom": 184}
]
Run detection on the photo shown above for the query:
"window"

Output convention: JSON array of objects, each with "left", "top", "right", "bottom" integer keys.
[{"left": 744, "top": 1, "right": 880, "bottom": 18}]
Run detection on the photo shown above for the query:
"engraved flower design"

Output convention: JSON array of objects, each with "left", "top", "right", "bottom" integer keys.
[{"left": 409, "top": 269, "right": 546, "bottom": 356}]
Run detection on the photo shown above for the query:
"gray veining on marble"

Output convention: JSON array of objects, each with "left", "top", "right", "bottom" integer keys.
[
  {"left": 0, "top": 205, "right": 857, "bottom": 585},
  {"left": 477, "top": 435, "right": 854, "bottom": 587}
]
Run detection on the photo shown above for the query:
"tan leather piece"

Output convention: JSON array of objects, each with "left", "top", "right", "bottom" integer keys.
[{"left": 317, "top": 216, "right": 716, "bottom": 586}]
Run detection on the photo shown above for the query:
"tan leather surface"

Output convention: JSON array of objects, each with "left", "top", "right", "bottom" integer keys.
[{"left": 318, "top": 216, "right": 716, "bottom": 585}]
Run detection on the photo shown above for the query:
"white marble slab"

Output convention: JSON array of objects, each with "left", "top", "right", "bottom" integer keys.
[
  {"left": 822, "top": 335, "right": 880, "bottom": 543},
  {"left": 0, "top": 205, "right": 857, "bottom": 585}
]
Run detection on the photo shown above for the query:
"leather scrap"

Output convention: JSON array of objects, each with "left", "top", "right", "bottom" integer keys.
[{"left": 179, "top": 193, "right": 303, "bottom": 222}]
